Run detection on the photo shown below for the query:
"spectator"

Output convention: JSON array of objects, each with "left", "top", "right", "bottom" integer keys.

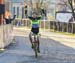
[{"left": 4, "top": 15, "right": 16, "bottom": 24}]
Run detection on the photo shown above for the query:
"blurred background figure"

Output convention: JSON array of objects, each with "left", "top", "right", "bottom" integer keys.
[{"left": 4, "top": 11, "right": 16, "bottom": 24}]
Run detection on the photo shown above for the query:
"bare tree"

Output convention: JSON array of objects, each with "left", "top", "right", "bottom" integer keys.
[
  {"left": 68, "top": 0, "right": 75, "bottom": 20},
  {"left": 57, "top": 0, "right": 75, "bottom": 20},
  {"left": 25, "top": 0, "right": 48, "bottom": 16}
]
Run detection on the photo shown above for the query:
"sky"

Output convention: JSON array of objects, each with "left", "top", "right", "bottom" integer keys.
[{"left": 11, "top": 0, "right": 24, "bottom": 3}]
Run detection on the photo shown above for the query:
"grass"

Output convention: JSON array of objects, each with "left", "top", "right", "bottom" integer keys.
[
  {"left": 50, "top": 29, "right": 75, "bottom": 37},
  {"left": 35, "top": 28, "right": 74, "bottom": 36},
  {"left": 0, "top": 49, "right": 5, "bottom": 53},
  {"left": 40, "top": 28, "right": 75, "bottom": 36},
  {"left": 14, "top": 26, "right": 75, "bottom": 37}
]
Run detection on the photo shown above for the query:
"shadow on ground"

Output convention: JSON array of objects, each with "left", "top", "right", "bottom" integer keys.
[{"left": 0, "top": 35, "right": 75, "bottom": 63}]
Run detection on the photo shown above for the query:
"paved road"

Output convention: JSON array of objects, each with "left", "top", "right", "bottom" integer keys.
[{"left": 0, "top": 27, "right": 75, "bottom": 63}]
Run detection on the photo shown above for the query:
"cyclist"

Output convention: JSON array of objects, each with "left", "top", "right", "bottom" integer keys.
[{"left": 28, "top": 12, "right": 41, "bottom": 52}]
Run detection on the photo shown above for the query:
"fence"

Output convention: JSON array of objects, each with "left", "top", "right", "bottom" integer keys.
[
  {"left": 14, "top": 19, "right": 50, "bottom": 30},
  {"left": 50, "top": 21, "right": 75, "bottom": 33},
  {"left": 13, "top": 19, "right": 75, "bottom": 33},
  {"left": 0, "top": 24, "right": 14, "bottom": 48}
]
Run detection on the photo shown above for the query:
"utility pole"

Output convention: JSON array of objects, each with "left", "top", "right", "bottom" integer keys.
[{"left": 0, "top": 0, "right": 5, "bottom": 25}]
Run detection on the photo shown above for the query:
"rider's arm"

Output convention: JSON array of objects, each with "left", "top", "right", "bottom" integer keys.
[
  {"left": 37, "top": 17, "right": 41, "bottom": 20},
  {"left": 10, "top": 15, "right": 16, "bottom": 21},
  {"left": 36, "top": 15, "right": 42, "bottom": 20},
  {"left": 28, "top": 17, "right": 33, "bottom": 20}
]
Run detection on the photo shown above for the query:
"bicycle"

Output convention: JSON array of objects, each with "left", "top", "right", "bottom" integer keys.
[{"left": 29, "top": 32, "right": 40, "bottom": 58}]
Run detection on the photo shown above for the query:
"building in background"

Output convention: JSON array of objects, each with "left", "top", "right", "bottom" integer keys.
[
  {"left": 11, "top": 0, "right": 67, "bottom": 20},
  {"left": 47, "top": 0, "right": 74, "bottom": 21},
  {"left": 10, "top": 0, "right": 25, "bottom": 18},
  {"left": 10, "top": 0, "right": 75, "bottom": 20},
  {"left": 12, "top": 2, "right": 24, "bottom": 18},
  {"left": 47, "top": 0, "right": 59, "bottom": 20}
]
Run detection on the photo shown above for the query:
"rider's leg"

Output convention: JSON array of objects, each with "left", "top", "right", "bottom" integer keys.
[
  {"left": 36, "top": 27, "right": 40, "bottom": 52},
  {"left": 29, "top": 32, "right": 32, "bottom": 43},
  {"left": 37, "top": 36, "right": 40, "bottom": 52},
  {"left": 29, "top": 28, "right": 34, "bottom": 48}
]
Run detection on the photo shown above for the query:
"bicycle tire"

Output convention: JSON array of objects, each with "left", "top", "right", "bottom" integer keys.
[
  {"left": 29, "top": 32, "right": 39, "bottom": 58},
  {"left": 34, "top": 35, "right": 38, "bottom": 58},
  {"left": 34, "top": 43, "right": 38, "bottom": 58}
]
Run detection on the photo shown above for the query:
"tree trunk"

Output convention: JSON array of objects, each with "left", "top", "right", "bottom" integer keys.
[{"left": 68, "top": 0, "right": 75, "bottom": 21}]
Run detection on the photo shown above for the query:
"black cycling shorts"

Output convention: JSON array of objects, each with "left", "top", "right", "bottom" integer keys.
[{"left": 31, "top": 27, "right": 39, "bottom": 34}]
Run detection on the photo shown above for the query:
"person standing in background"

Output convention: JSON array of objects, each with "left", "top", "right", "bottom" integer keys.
[{"left": 4, "top": 11, "right": 16, "bottom": 24}]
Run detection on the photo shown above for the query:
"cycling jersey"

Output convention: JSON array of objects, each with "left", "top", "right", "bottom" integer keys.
[{"left": 28, "top": 17, "right": 41, "bottom": 28}]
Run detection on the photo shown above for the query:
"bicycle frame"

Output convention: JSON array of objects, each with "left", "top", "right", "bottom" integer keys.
[{"left": 29, "top": 32, "right": 39, "bottom": 58}]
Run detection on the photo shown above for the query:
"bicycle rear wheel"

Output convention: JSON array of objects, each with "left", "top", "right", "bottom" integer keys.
[{"left": 34, "top": 43, "right": 38, "bottom": 58}]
